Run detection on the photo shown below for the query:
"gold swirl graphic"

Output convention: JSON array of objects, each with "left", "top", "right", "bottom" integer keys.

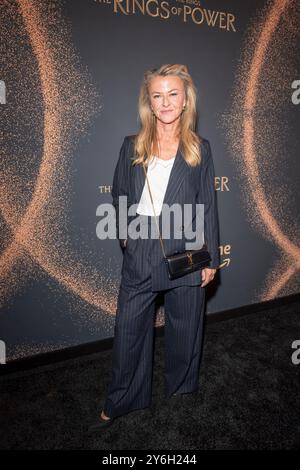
[
  {"left": 220, "top": 0, "right": 300, "bottom": 301},
  {"left": 0, "top": 0, "right": 120, "bottom": 322}
]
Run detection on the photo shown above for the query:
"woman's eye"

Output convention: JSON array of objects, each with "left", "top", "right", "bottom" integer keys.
[{"left": 153, "top": 93, "right": 177, "bottom": 98}]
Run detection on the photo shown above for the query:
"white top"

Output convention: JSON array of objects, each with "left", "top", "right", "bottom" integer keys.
[{"left": 136, "top": 155, "right": 176, "bottom": 216}]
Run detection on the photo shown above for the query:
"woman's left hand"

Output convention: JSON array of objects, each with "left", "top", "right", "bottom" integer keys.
[{"left": 201, "top": 268, "right": 217, "bottom": 287}]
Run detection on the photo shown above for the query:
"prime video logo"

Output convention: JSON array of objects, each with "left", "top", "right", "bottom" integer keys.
[
  {"left": 96, "top": 197, "right": 205, "bottom": 250},
  {"left": 0, "top": 340, "right": 6, "bottom": 364}
]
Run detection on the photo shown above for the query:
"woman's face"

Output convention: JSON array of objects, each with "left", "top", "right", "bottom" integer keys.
[{"left": 148, "top": 75, "right": 186, "bottom": 124}]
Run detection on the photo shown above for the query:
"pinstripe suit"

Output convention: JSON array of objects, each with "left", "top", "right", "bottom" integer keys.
[{"left": 103, "top": 135, "right": 220, "bottom": 419}]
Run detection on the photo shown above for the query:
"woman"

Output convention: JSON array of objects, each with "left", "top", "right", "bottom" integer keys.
[{"left": 89, "top": 64, "right": 220, "bottom": 431}]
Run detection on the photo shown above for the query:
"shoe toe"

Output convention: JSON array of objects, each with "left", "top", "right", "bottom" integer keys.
[{"left": 88, "top": 415, "right": 114, "bottom": 432}]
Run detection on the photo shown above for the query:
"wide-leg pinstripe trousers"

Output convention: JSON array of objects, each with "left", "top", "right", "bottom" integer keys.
[{"left": 103, "top": 215, "right": 206, "bottom": 419}]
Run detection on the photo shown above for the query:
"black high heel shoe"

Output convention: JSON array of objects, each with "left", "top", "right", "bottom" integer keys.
[{"left": 88, "top": 412, "right": 115, "bottom": 432}]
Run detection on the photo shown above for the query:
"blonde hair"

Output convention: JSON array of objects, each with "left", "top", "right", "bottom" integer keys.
[{"left": 131, "top": 64, "right": 203, "bottom": 167}]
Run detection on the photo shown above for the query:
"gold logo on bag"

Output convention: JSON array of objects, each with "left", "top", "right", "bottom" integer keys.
[{"left": 187, "top": 252, "right": 193, "bottom": 266}]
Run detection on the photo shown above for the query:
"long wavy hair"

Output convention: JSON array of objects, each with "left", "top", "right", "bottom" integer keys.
[{"left": 131, "top": 64, "right": 203, "bottom": 168}]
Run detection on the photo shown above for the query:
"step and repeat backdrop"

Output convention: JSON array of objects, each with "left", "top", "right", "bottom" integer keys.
[{"left": 1, "top": 0, "right": 299, "bottom": 362}]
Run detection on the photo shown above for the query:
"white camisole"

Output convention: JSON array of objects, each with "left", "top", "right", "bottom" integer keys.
[{"left": 136, "top": 155, "right": 176, "bottom": 216}]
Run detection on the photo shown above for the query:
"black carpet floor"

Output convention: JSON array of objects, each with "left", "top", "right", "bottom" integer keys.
[{"left": 0, "top": 299, "right": 299, "bottom": 450}]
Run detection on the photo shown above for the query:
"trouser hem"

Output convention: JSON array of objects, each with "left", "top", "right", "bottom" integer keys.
[{"left": 103, "top": 401, "right": 152, "bottom": 420}]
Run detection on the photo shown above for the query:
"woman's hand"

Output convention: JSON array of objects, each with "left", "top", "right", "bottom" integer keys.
[{"left": 201, "top": 267, "right": 217, "bottom": 287}]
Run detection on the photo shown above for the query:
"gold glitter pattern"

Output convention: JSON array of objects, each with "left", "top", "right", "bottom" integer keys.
[
  {"left": 0, "top": 0, "right": 122, "bottom": 321},
  {"left": 219, "top": 0, "right": 300, "bottom": 301}
]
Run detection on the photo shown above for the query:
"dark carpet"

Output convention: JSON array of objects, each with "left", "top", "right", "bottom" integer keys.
[{"left": 0, "top": 299, "right": 299, "bottom": 450}]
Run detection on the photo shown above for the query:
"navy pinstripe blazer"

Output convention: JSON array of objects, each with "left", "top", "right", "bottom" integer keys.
[{"left": 112, "top": 134, "right": 220, "bottom": 279}]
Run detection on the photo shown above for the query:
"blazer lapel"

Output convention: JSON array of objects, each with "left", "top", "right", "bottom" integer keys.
[{"left": 134, "top": 144, "right": 189, "bottom": 208}]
